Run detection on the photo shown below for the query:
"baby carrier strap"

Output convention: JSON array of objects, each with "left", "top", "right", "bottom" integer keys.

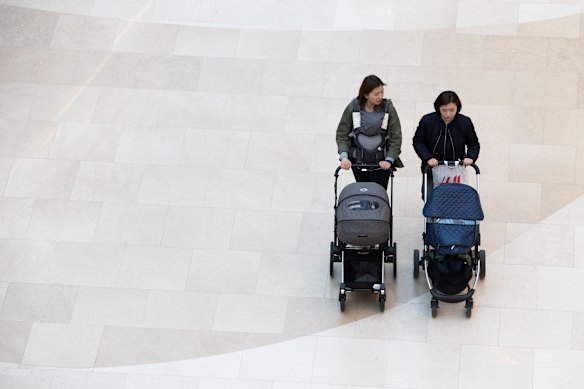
[{"left": 349, "top": 98, "right": 392, "bottom": 164}]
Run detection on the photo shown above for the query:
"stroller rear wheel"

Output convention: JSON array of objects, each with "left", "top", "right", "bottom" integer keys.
[
  {"left": 392, "top": 243, "right": 397, "bottom": 278},
  {"left": 479, "top": 250, "right": 486, "bottom": 279},
  {"left": 413, "top": 249, "right": 420, "bottom": 278},
  {"left": 379, "top": 294, "right": 386, "bottom": 312}
]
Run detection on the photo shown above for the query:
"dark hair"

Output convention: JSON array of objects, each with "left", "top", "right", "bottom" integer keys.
[
  {"left": 357, "top": 75, "right": 386, "bottom": 107},
  {"left": 434, "top": 91, "right": 461, "bottom": 113}
]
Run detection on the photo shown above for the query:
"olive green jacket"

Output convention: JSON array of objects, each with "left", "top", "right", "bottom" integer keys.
[{"left": 335, "top": 99, "right": 404, "bottom": 167}]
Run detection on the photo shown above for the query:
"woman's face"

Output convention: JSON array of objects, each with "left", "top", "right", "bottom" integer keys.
[
  {"left": 439, "top": 103, "right": 457, "bottom": 124},
  {"left": 365, "top": 85, "right": 384, "bottom": 106}
]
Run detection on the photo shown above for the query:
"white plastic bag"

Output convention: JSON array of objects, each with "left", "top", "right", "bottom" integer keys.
[{"left": 432, "top": 164, "right": 468, "bottom": 188}]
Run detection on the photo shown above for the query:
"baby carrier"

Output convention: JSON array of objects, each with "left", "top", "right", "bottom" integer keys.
[
  {"left": 329, "top": 165, "right": 397, "bottom": 312},
  {"left": 413, "top": 161, "right": 486, "bottom": 318},
  {"left": 349, "top": 98, "right": 393, "bottom": 164}
]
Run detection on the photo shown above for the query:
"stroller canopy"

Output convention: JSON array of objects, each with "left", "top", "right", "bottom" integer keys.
[{"left": 423, "top": 184, "right": 484, "bottom": 221}]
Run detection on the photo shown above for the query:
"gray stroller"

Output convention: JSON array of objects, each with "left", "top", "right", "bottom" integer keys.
[
  {"left": 413, "top": 161, "right": 486, "bottom": 318},
  {"left": 330, "top": 165, "right": 397, "bottom": 312}
]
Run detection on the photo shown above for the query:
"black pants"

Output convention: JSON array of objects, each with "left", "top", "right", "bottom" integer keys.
[{"left": 352, "top": 167, "right": 390, "bottom": 190}]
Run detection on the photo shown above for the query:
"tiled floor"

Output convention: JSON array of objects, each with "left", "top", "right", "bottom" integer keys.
[{"left": 1, "top": 0, "right": 584, "bottom": 388}]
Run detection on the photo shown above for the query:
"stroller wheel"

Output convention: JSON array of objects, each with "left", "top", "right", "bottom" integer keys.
[
  {"left": 479, "top": 250, "right": 486, "bottom": 279},
  {"left": 379, "top": 294, "right": 386, "bottom": 312},
  {"left": 392, "top": 243, "right": 397, "bottom": 278},
  {"left": 329, "top": 242, "right": 334, "bottom": 277},
  {"left": 413, "top": 249, "right": 420, "bottom": 278},
  {"left": 465, "top": 299, "right": 473, "bottom": 318},
  {"left": 431, "top": 299, "right": 438, "bottom": 318},
  {"left": 339, "top": 295, "right": 346, "bottom": 311}
]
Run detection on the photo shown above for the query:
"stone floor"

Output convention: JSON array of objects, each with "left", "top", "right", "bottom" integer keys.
[{"left": 1, "top": 0, "right": 584, "bottom": 388}]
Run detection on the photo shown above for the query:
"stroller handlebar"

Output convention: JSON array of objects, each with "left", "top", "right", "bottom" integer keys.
[
  {"left": 423, "top": 160, "right": 480, "bottom": 175},
  {"left": 335, "top": 163, "right": 395, "bottom": 178}
]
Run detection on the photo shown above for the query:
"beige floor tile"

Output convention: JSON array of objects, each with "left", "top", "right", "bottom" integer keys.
[
  {"left": 174, "top": 26, "right": 239, "bottom": 58},
  {"left": 312, "top": 336, "right": 388, "bottom": 386},
  {"left": 51, "top": 14, "right": 119, "bottom": 51},
  {"left": 138, "top": 165, "right": 209, "bottom": 206},
  {"left": 30, "top": 85, "right": 100, "bottom": 123},
  {"left": 115, "top": 125, "right": 185, "bottom": 165},
  {"left": 47, "top": 242, "right": 124, "bottom": 287},
  {"left": 4, "top": 1, "right": 584, "bottom": 386},
  {"left": 113, "top": 21, "right": 179, "bottom": 55},
  {"left": 499, "top": 308, "right": 572, "bottom": 349},
  {"left": 427, "top": 306, "right": 500, "bottom": 344},
  {"left": 22, "top": 323, "right": 102, "bottom": 368},
  {"left": 90, "top": 53, "right": 141, "bottom": 88},
  {"left": 459, "top": 345, "right": 533, "bottom": 389},
  {"left": 141, "top": 290, "right": 218, "bottom": 330},
  {"left": 163, "top": 206, "right": 235, "bottom": 249},
  {"left": 71, "top": 161, "right": 144, "bottom": 203},
  {"left": 94, "top": 203, "right": 168, "bottom": 245},
  {"left": 186, "top": 249, "right": 261, "bottom": 294},
  {"left": 386, "top": 340, "right": 460, "bottom": 388},
  {"left": 355, "top": 302, "right": 428, "bottom": 341},
  {"left": 229, "top": 209, "right": 302, "bottom": 252},
  {"left": 0, "top": 239, "right": 55, "bottom": 283},
  {"left": 93, "top": 87, "right": 161, "bottom": 126},
  {"left": 538, "top": 267, "right": 584, "bottom": 312},
  {"left": 26, "top": 199, "right": 101, "bottom": 242},
  {"left": 49, "top": 122, "right": 122, "bottom": 162},
  {"left": 165, "top": 349, "right": 242, "bottom": 378},
  {"left": 213, "top": 294, "right": 287, "bottom": 334},
  {"left": 5, "top": 158, "right": 79, "bottom": 200},
  {"left": 456, "top": 0, "right": 518, "bottom": 35},
  {"left": 116, "top": 246, "right": 192, "bottom": 290},
  {"left": 504, "top": 223, "right": 574, "bottom": 267},
  {"left": 533, "top": 349, "right": 584, "bottom": 389},
  {"left": 0, "top": 283, "right": 77, "bottom": 323},
  {"left": 204, "top": 169, "right": 282, "bottom": 210},
  {"left": 71, "top": 286, "right": 148, "bottom": 327},
  {"left": 255, "top": 252, "right": 327, "bottom": 298},
  {"left": 0, "top": 198, "right": 35, "bottom": 239},
  {"left": 180, "top": 129, "right": 250, "bottom": 168},
  {"left": 0, "top": 320, "right": 32, "bottom": 364},
  {"left": 0, "top": 83, "right": 36, "bottom": 120},
  {"left": 0, "top": 157, "right": 15, "bottom": 195},
  {"left": 236, "top": 29, "right": 300, "bottom": 60},
  {"left": 518, "top": 4, "right": 581, "bottom": 38},
  {"left": 394, "top": 0, "right": 458, "bottom": 30},
  {"left": 239, "top": 336, "right": 317, "bottom": 382},
  {"left": 0, "top": 119, "right": 56, "bottom": 158},
  {"left": 472, "top": 263, "right": 538, "bottom": 309}
]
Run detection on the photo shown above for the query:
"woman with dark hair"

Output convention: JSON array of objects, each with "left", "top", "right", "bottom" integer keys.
[
  {"left": 336, "top": 75, "right": 403, "bottom": 189},
  {"left": 413, "top": 91, "right": 480, "bottom": 195}
]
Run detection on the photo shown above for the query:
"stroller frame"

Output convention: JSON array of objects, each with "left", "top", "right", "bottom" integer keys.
[
  {"left": 330, "top": 164, "right": 397, "bottom": 312},
  {"left": 413, "top": 161, "right": 486, "bottom": 318}
]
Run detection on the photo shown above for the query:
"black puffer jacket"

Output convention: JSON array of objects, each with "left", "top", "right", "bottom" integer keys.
[{"left": 412, "top": 112, "right": 480, "bottom": 168}]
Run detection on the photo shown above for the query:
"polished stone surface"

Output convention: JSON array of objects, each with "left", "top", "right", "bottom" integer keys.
[{"left": 1, "top": 0, "right": 584, "bottom": 387}]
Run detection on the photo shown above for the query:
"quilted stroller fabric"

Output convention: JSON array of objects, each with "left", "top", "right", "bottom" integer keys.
[
  {"left": 423, "top": 183, "right": 484, "bottom": 255},
  {"left": 336, "top": 182, "right": 390, "bottom": 246}
]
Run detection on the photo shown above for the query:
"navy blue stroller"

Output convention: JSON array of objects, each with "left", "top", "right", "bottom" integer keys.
[{"left": 413, "top": 161, "right": 486, "bottom": 318}]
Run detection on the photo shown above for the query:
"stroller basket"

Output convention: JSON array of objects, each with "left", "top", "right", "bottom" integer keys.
[{"left": 336, "top": 181, "right": 390, "bottom": 246}]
